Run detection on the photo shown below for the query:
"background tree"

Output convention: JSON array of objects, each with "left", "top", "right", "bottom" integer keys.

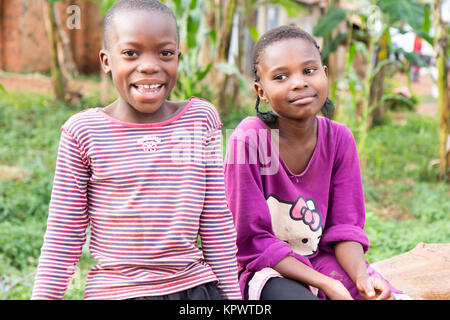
[
  {"left": 433, "top": 0, "right": 450, "bottom": 180},
  {"left": 313, "top": 0, "right": 430, "bottom": 169},
  {"left": 42, "top": 0, "right": 69, "bottom": 103}
]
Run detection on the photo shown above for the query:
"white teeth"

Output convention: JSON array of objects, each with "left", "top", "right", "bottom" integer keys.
[{"left": 136, "top": 84, "right": 161, "bottom": 89}]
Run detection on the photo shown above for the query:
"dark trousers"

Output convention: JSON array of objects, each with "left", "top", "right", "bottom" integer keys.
[
  {"left": 260, "top": 277, "right": 318, "bottom": 300},
  {"left": 128, "top": 282, "right": 224, "bottom": 300}
]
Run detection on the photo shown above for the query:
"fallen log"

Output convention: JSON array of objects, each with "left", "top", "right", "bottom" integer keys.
[{"left": 372, "top": 242, "right": 450, "bottom": 300}]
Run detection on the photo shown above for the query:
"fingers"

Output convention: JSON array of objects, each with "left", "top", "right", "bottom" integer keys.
[
  {"left": 361, "top": 277, "right": 376, "bottom": 299},
  {"left": 371, "top": 278, "right": 392, "bottom": 300}
]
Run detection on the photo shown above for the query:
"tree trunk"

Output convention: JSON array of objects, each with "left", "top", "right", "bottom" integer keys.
[
  {"left": 324, "top": 0, "right": 339, "bottom": 99},
  {"left": 207, "top": 0, "right": 237, "bottom": 113},
  {"left": 369, "top": 29, "right": 390, "bottom": 128},
  {"left": 433, "top": 0, "right": 450, "bottom": 181},
  {"left": 42, "top": 0, "right": 68, "bottom": 103},
  {"left": 54, "top": 1, "right": 78, "bottom": 80}
]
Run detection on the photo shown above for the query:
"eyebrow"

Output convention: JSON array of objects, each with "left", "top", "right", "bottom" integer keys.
[
  {"left": 117, "top": 40, "right": 177, "bottom": 48},
  {"left": 268, "top": 59, "right": 321, "bottom": 74}
]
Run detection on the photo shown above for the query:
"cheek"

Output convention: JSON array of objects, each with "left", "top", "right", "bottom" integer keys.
[
  {"left": 168, "top": 62, "right": 179, "bottom": 78},
  {"left": 317, "top": 75, "right": 328, "bottom": 96}
]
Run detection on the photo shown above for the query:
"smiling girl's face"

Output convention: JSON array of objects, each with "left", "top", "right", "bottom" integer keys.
[{"left": 254, "top": 38, "right": 328, "bottom": 123}]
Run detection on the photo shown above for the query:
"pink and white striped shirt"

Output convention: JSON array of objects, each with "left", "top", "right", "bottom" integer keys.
[{"left": 31, "top": 97, "right": 242, "bottom": 300}]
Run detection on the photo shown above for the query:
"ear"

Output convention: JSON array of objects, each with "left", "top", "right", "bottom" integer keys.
[
  {"left": 99, "top": 49, "right": 112, "bottom": 74},
  {"left": 177, "top": 50, "right": 182, "bottom": 63},
  {"left": 323, "top": 65, "right": 328, "bottom": 77},
  {"left": 254, "top": 82, "right": 268, "bottom": 103}
]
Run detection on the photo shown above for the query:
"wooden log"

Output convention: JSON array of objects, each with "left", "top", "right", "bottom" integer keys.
[{"left": 372, "top": 242, "right": 450, "bottom": 300}]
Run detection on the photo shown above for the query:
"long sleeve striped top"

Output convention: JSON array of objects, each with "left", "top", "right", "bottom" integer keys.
[{"left": 31, "top": 97, "right": 242, "bottom": 300}]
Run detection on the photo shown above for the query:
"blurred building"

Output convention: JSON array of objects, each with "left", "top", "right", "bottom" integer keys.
[{"left": 0, "top": 0, "right": 103, "bottom": 73}]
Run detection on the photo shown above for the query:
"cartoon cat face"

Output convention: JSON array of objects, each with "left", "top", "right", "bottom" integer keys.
[{"left": 266, "top": 195, "right": 323, "bottom": 257}]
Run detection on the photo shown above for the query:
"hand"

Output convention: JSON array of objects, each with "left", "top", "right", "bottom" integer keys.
[
  {"left": 322, "top": 278, "right": 353, "bottom": 300},
  {"left": 356, "top": 276, "right": 394, "bottom": 300}
]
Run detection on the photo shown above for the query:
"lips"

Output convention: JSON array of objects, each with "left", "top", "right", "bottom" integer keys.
[{"left": 289, "top": 94, "right": 316, "bottom": 105}]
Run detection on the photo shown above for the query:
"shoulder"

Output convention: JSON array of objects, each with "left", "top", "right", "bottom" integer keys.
[
  {"left": 62, "top": 108, "right": 101, "bottom": 133},
  {"left": 231, "top": 116, "right": 267, "bottom": 138},
  {"left": 188, "top": 97, "right": 223, "bottom": 131},
  {"left": 317, "top": 117, "right": 359, "bottom": 167},
  {"left": 318, "top": 116, "right": 355, "bottom": 147},
  {"left": 226, "top": 116, "right": 269, "bottom": 151},
  {"left": 61, "top": 108, "right": 103, "bottom": 142}
]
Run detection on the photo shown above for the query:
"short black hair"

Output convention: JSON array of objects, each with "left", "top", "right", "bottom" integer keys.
[
  {"left": 103, "top": 0, "right": 178, "bottom": 49},
  {"left": 252, "top": 25, "right": 334, "bottom": 123}
]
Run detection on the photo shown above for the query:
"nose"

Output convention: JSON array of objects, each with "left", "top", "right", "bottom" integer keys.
[
  {"left": 291, "top": 73, "right": 308, "bottom": 90},
  {"left": 136, "top": 56, "right": 161, "bottom": 74}
]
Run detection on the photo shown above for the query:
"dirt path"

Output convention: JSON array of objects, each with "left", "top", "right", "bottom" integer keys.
[
  {"left": 394, "top": 72, "right": 438, "bottom": 119},
  {"left": 0, "top": 72, "right": 101, "bottom": 97}
]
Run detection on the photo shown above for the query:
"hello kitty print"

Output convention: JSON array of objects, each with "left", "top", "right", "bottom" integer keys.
[{"left": 266, "top": 194, "right": 323, "bottom": 257}]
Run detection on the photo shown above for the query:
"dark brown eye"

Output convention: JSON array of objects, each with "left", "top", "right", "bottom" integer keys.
[
  {"left": 161, "top": 50, "right": 175, "bottom": 57},
  {"left": 123, "top": 50, "right": 137, "bottom": 57},
  {"left": 274, "top": 74, "right": 287, "bottom": 80}
]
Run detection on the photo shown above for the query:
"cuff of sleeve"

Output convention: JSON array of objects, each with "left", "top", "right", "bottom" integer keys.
[
  {"left": 320, "top": 224, "right": 369, "bottom": 253},
  {"left": 246, "top": 241, "right": 293, "bottom": 272}
]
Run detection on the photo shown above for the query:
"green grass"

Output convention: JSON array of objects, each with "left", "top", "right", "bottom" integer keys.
[
  {"left": 0, "top": 90, "right": 448, "bottom": 299},
  {"left": 362, "top": 112, "right": 450, "bottom": 262}
]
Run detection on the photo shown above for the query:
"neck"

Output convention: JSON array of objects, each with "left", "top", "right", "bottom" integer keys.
[
  {"left": 105, "top": 98, "right": 173, "bottom": 124},
  {"left": 277, "top": 116, "right": 317, "bottom": 144}
]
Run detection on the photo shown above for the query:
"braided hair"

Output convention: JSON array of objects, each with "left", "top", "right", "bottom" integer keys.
[{"left": 252, "top": 25, "right": 335, "bottom": 124}]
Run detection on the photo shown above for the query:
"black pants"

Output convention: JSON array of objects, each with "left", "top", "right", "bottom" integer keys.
[
  {"left": 260, "top": 277, "right": 318, "bottom": 300},
  {"left": 128, "top": 282, "right": 224, "bottom": 300}
]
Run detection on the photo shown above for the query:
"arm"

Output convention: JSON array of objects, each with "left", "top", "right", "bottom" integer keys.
[
  {"left": 325, "top": 126, "right": 391, "bottom": 299},
  {"left": 31, "top": 129, "right": 89, "bottom": 299},
  {"left": 334, "top": 241, "right": 393, "bottom": 300},
  {"left": 273, "top": 256, "right": 353, "bottom": 300},
  {"left": 199, "top": 128, "right": 242, "bottom": 299},
  {"left": 320, "top": 125, "right": 369, "bottom": 253}
]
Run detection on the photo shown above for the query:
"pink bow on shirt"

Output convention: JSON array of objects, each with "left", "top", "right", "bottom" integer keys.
[{"left": 290, "top": 196, "right": 322, "bottom": 231}]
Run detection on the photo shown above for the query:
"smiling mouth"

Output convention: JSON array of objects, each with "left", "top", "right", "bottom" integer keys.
[{"left": 131, "top": 83, "right": 164, "bottom": 95}]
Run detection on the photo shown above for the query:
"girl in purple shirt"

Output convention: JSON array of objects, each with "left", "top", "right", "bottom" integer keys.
[{"left": 224, "top": 26, "right": 406, "bottom": 300}]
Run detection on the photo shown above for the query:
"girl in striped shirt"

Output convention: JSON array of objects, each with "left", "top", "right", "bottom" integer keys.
[{"left": 31, "top": 0, "right": 241, "bottom": 300}]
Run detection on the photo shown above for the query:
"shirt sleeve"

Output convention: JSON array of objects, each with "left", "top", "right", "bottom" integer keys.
[
  {"left": 31, "top": 128, "right": 90, "bottom": 299},
  {"left": 199, "top": 127, "right": 242, "bottom": 300},
  {"left": 224, "top": 134, "right": 312, "bottom": 276},
  {"left": 319, "top": 125, "right": 369, "bottom": 253}
]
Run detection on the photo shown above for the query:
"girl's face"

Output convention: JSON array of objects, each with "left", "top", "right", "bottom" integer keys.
[
  {"left": 100, "top": 10, "right": 180, "bottom": 116},
  {"left": 254, "top": 38, "right": 328, "bottom": 122}
]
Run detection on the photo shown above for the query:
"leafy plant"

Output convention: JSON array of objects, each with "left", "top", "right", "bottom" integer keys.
[
  {"left": 315, "top": 0, "right": 432, "bottom": 169},
  {"left": 166, "top": 0, "right": 216, "bottom": 101}
]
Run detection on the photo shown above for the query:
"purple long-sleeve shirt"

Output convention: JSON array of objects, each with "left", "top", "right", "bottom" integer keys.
[{"left": 224, "top": 116, "right": 369, "bottom": 299}]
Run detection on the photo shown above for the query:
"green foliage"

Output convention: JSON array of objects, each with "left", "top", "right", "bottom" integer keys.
[
  {"left": 167, "top": 0, "right": 216, "bottom": 100},
  {"left": 363, "top": 111, "right": 450, "bottom": 263},
  {"left": 272, "top": 0, "right": 307, "bottom": 17},
  {"left": 376, "top": 0, "right": 425, "bottom": 32},
  {"left": 0, "top": 219, "right": 45, "bottom": 272},
  {"left": 313, "top": 5, "right": 347, "bottom": 38},
  {"left": 0, "top": 91, "right": 91, "bottom": 299},
  {"left": 365, "top": 113, "right": 440, "bottom": 181},
  {"left": 365, "top": 210, "right": 450, "bottom": 263}
]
